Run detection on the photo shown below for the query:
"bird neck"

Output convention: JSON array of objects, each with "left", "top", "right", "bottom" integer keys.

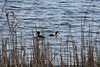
[{"left": 55, "top": 32, "right": 58, "bottom": 35}]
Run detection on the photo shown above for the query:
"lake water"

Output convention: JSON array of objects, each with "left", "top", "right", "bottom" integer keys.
[{"left": 0, "top": 0, "right": 100, "bottom": 64}]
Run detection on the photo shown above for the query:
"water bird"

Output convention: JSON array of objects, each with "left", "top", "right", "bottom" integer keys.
[
  {"left": 48, "top": 31, "right": 59, "bottom": 36},
  {"left": 36, "top": 31, "right": 45, "bottom": 38}
]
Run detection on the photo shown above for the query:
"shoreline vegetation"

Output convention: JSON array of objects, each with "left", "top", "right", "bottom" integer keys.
[{"left": 0, "top": 10, "right": 100, "bottom": 67}]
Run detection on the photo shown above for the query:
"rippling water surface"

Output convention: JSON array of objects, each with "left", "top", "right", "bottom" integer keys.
[{"left": 0, "top": 0, "right": 100, "bottom": 63}]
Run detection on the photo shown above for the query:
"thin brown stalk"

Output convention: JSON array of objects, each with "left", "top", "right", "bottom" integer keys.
[
  {"left": 72, "top": 41, "right": 76, "bottom": 67},
  {"left": 70, "top": 51, "right": 72, "bottom": 67},
  {"left": 67, "top": 38, "right": 69, "bottom": 67}
]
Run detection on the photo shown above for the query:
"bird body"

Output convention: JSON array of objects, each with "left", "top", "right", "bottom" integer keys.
[
  {"left": 48, "top": 31, "right": 59, "bottom": 36},
  {"left": 36, "top": 31, "right": 44, "bottom": 38}
]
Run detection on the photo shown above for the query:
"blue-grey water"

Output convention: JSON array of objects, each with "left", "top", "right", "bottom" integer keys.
[{"left": 0, "top": 0, "right": 100, "bottom": 65}]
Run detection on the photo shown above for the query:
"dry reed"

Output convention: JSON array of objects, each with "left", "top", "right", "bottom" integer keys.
[{"left": 0, "top": 11, "right": 99, "bottom": 67}]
